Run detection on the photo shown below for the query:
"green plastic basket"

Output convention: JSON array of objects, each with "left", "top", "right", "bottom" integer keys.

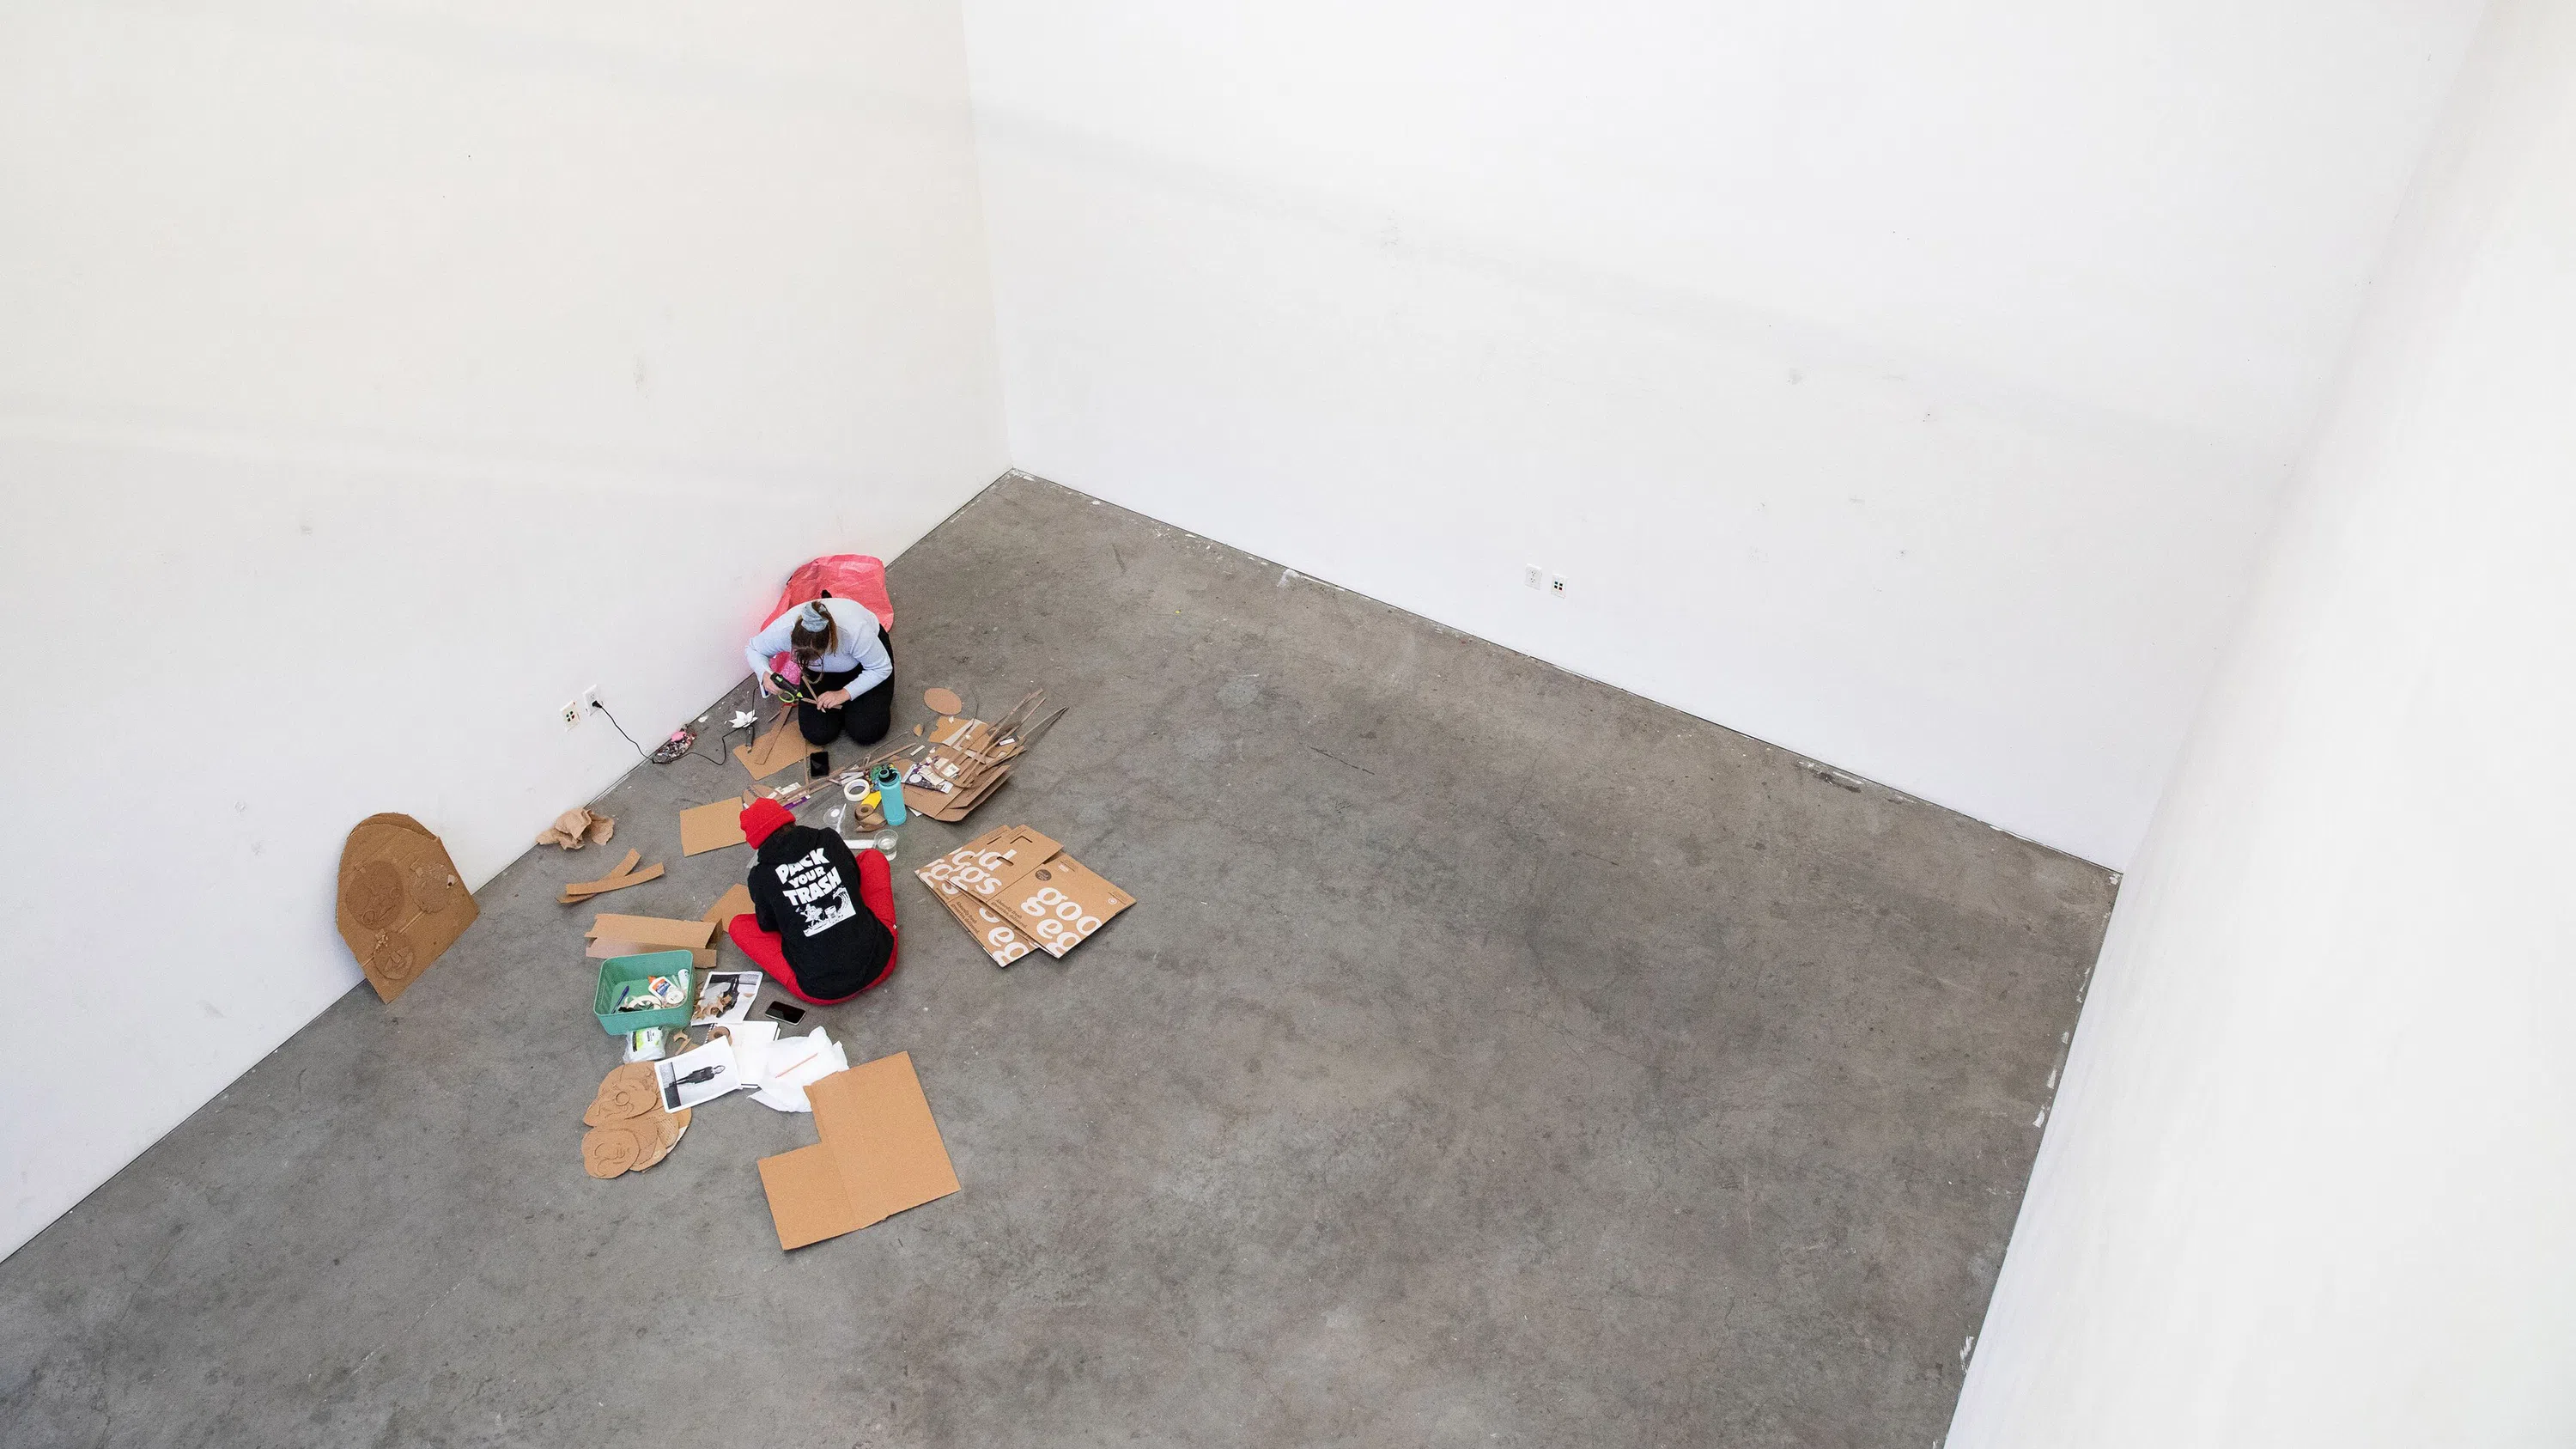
[{"left": 593, "top": 950, "right": 695, "bottom": 1035}]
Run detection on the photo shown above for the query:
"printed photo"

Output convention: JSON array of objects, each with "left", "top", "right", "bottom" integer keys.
[{"left": 690, "top": 971, "right": 763, "bottom": 1026}]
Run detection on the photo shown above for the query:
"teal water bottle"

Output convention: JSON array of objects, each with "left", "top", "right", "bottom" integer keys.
[{"left": 873, "top": 764, "right": 906, "bottom": 825}]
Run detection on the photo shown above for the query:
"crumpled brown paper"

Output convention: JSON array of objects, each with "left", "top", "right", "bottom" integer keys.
[{"left": 537, "top": 807, "right": 616, "bottom": 849}]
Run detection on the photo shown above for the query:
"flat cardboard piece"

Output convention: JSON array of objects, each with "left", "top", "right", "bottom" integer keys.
[
  {"left": 585, "top": 915, "right": 716, "bottom": 949},
  {"left": 702, "top": 883, "right": 755, "bottom": 926},
  {"left": 941, "top": 890, "right": 1037, "bottom": 966},
  {"left": 757, "top": 1050, "right": 961, "bottom": 1251},
  {"left": 558, "top": 863, "right": 662, "bottom": 901},
  {"left": 914, "top": 825, "right": 1061, "bottom": 907},
  {"left": 991, "top": 855, "right": 1134, "bottom": 958},
  {"left": 560, "top": 849, "right": 664, "bottom": 902},
  {"left": 734, "top": 722, "right": 812, "bottom": 781},
  {"left": 921, "top": 687, "right": 963, "bottom": 715},
  {"left": 756, "top": 1146, "right": 854, "bottom": 1249},
  {"left": 679, "top": 796, "right": 751, "bottom": 855},
  {"left": 336, "top": 813, "right": 479, "bottom": 1003},
  {"left": 589, "top": 940, "right": 716, "bottom": 971}
]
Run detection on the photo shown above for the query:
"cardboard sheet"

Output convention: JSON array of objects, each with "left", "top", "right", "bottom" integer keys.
[
  {"left": 993, "top": 855, "right": 1134, "bottom": 958},
  {"left": 915, "top": 825, "right": 1061, "bottom": 906},
  {"left": 586, "top": 915, "right": 716, "bottom": 949},
  {"left": 679, "top": 796, "right": 751, "bottom": 855},
  {"left": 756, "top": 1050, "right": 960, "bottom": 1251},
  {"left": 701, "top": 883, "right": 755, "bottom": 926},
  {"left": 734, "top": 722, "right": 813, "bottom": 780},
  {"left": 589, "top": 939, "right": 717, "bottom": 971},
  {"left": 336, "top": 813, "right": 478, "bottom": 1003}
]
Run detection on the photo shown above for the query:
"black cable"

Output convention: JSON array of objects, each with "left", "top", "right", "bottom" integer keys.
[
  {"left": 592, "top": 693, "right": 773, "bottom": 776},
  {"left": 591, "top": 699, "right": 654, "bottom": 764}
]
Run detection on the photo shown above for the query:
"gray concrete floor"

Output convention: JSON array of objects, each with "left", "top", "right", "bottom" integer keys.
[{"left": 0, "top": 474, "right": 2112, "bottom": 1448}]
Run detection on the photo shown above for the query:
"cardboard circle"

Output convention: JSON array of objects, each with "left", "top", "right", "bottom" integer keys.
[
  {"left": 631, "top": 1107, "right": 690, "bottom": 1171},
  {"left": 368, "top": 930, "right": 419, "bottom": 983},
  {"left": 348, "top": 861, "right": 405, "bottom": 928},
  {"left": 922, "top": 687, "right": 963, "bottom": 715},
  {"left": 583, "top": 1125, "right": 643, "bottom": 1178},
  {"left": 588, "top": 1062, "right": 660, "bottom": 1124},
  {"left": 409, "top": 864, "right": 457, "bottom": 914}
]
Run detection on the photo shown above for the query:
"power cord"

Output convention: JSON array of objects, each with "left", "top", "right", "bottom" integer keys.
[{"left": 590, "top": 696, "right": 750, "bottom": 776}]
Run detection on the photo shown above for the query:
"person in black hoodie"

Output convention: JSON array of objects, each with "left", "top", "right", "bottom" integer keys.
[{"left": 723, "top": 797, "right": 898, "bottom": 1004}]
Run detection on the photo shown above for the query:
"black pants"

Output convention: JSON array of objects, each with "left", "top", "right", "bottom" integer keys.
[{"left": 797, "top": 628, "right": 894, "bottom": 747}]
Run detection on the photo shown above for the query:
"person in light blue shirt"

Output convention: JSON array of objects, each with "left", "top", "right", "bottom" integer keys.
[{"left": 744, "top": 597, "right": 895, "bottom": 747}]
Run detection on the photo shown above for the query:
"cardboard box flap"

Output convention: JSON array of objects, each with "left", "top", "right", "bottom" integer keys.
[{"left": 586, "top": 914, "right": 716, "bottom": 949}]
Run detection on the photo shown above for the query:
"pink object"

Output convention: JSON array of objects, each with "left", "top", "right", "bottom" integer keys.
[{"left": 760, "top": 554, "right": 894, "bottom": 681}]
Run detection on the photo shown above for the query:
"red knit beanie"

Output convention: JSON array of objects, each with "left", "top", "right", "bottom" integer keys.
[{"left": 738, "top": 797, "right": 796, "bottom": 847}]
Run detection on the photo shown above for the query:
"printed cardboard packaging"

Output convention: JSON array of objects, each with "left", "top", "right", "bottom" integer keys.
[
  {"left": 914, "top": 825, "right": 1061, "bottom": 906},
  {"left": 990, "top": 855, "right": 1134, "bottom": 959},
  {"left": 914, "top": 825, "right": 1131, "bottom": 965},
  {"left": 756, "top": 1050, "right": 960, "bottom": 1251},
  {"left": 336, "top": 813, "right": 479, "bottom": 1002},
  {"left": 943, "top": 892, "right": 1038, "bottom": 967}
]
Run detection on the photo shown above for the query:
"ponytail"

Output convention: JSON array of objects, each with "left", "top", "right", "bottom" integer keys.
[{"left": 788, "top": 600, "right": 838, "bottom": 671}]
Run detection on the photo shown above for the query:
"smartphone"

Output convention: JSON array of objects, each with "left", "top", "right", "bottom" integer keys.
[
  {"left": 762, "top": 1001, "right": 805, "bottom": 1025},
  {"left": 807, "top": 750, "right": 829, "bottom": 780}
]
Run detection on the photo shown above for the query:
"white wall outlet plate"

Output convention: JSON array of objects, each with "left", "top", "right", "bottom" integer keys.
[
  {"left": 1548, "top": 574, "right": 1569, "bottom": 595},
  {"left": 559, "top": 697, "right": 583, "bottom": 731},
  {"left": 1524, "top": 564, "right": 1545, "bottom": 590}
]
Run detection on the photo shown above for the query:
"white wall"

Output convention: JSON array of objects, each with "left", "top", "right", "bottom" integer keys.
[
  {"left": 1949, "top": 1, "right": 2576, "bottom": 1441},
  {"left": 0, "top": 0, "right": 1006, "bottom": 1259},
  {"left": 958, "top": 0, "right": 2486, "bottom": 867}
]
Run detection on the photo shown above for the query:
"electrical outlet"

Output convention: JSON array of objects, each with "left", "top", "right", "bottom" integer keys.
[
  {"left": 1524, "top": 564, "right": 1546, "bottom": 590},
  {"left": 581, "top": 686, "right": 602, "bottom": 718},
  {"left": 558, "top": 697, "right": 583, "bottom": 731},
  {"left": 1548, "top": 574, "right": 1569, "bottom": 596}
]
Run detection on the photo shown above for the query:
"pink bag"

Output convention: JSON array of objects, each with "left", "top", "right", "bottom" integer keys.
[{"left": 762, "top": 556, "right": 894, "bottom": 680}]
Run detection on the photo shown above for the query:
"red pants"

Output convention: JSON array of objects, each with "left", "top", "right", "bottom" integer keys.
[{"left": 724, "top": 847, "right": 899, "bottom": 1004}]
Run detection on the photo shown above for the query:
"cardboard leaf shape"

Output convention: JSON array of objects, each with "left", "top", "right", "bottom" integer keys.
[{"left": 336, "top": 813, "right": 477, "bottom": 1003}]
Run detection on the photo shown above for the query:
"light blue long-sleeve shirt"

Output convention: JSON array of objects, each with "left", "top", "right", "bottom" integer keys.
[{"left": 744, "top": 597, "right": 890, "bottom": 697}]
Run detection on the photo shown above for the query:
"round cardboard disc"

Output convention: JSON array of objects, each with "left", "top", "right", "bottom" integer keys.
[
  {"left": 347, "top": 861, "right": 405, "bottom": 928},
  {"left": 923, "top": 687, "right": 963, "bottom": 715},
  {"left": 586, "top": 1062, "right": 660, "bottom": 1125},
  {"left": 582, "top": 1124, "right": 643, "bottom": 1178},
  {"left": 630, "top": 1107, "right": 690, "bottom": 1171}
]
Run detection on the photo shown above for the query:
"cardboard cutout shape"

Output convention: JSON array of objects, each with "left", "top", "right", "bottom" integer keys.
[{"left": 336, "top": 813, "right": 478, "bottom": 1002}]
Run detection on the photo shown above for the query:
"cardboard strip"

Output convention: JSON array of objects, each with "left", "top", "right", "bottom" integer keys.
[{"left": 559, "top": 849, "right": 665, "bottom": 902}]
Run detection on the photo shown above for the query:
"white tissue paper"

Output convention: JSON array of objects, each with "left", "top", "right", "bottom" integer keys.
[{"left": 713, "top": 1020, "right": 851, "bottom": 1113}]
